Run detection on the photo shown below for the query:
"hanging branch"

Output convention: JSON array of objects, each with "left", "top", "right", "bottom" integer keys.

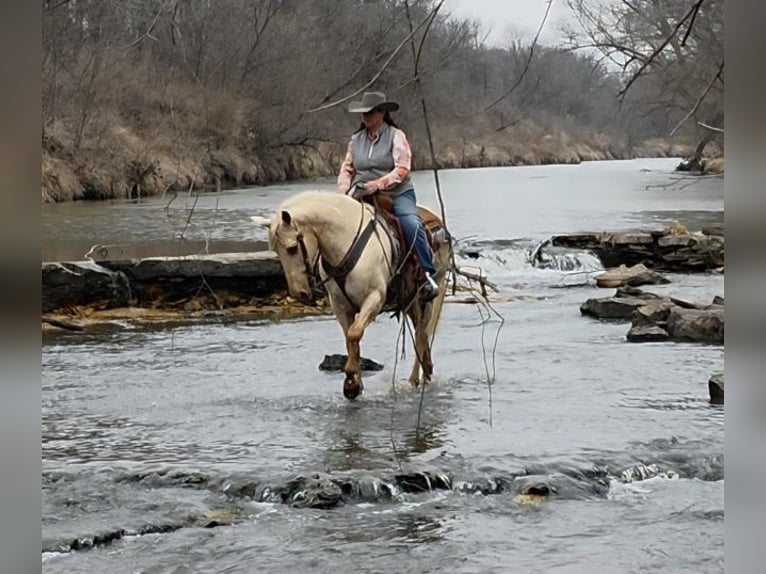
[
  {"left": 304, "top": 7, "right": 437, "bottom": 114},
  {"left": 119, "top": 0, "right": 173, "bottom": 50},
  {"left": 618, "top": 0, "right": 706, "bottom": 99},
  {"left": 681, "top": 0, "right": 705, "bottom": 46},
  {"left": 669, "top": 59, "right": 724, "bottom": 136},
  {"left": 402, "top": 1, "right": 505, "bottom": 430},
  {"left": 698, "top": 121, "right": 724, "bottom": 133},
  {"left": 483, "top": 0, "right": 555, "bottom": 111},
  {"left": 402, "top": 0, "right": 460, "bottom": 292}
]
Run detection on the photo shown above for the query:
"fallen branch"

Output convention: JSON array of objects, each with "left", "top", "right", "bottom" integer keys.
[
  {"left": 454, "top": 267, "right": 498, "bottom": 299},
  {"left": 43, "top": 316, "right": 85, "bottom": 332}
]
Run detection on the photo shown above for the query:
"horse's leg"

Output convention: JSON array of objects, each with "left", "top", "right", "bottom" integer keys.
[
  {"left": 418, "top": 245, "right": 449, "bottom": 384},
  {"left": 343, "top": 290, "right": 384, "bottom": 400},
  {"left": 406, "top": 304, "right": 429, "bottom": 387}
]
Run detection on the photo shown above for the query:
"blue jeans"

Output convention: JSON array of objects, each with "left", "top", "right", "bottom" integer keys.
[{"left": 392, "top": 189, "right": 436, "bottom": 276}]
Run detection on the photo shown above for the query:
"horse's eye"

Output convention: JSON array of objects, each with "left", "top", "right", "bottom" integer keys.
[{"left": 286, "top": 245, "right": 299, "bottom": 256}]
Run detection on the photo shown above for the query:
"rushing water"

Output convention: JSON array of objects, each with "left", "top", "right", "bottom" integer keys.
[{"left": 42, "top": 159, "right": 724, "bottom": 573}]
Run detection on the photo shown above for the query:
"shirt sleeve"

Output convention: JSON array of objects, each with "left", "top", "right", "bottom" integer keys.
[
  {"left": 376, "top": 128, "right": 411, "bottom": 190},
  {"left": 336, "top": 138, "right": 355, "bottom": 193}
]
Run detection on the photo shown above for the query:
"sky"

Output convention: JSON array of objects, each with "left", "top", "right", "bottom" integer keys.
[{"left": 445, "top": 0, "right": 576, "bottom": 47}]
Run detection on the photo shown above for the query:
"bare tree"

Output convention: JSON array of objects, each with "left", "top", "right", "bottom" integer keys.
[{"left": 566, "top": 0, "right": 724, "bottom": 159}]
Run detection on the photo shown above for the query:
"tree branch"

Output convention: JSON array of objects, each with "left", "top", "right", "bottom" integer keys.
[
  {"left": 484, "top": 0, "right": 554, "bottom": 111},
  {"left": 120, "top": 0, "right": 172, "bottom": 50},
  {"left": 681, "top": 0, "right": 705, "bottom": 46},
  {"left": 304, "top": 6, "right": 439, "bottom": 114},
  {"left": 618, "top": 0, "right": 705, "bottom": 99},
  {"left": 698, "top": 121, "right": 724, "bottom": 133},
  {"left": 669, "top": 59, "right": 723, "bottom": 136}
]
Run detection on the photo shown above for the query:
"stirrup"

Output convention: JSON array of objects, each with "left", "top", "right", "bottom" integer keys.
[{"left": 420, "top": 273, "right": 439, "bottom": 301}]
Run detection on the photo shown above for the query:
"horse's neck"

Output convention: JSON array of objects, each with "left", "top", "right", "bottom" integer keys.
[{"left": 298, "top": 198, "right": 370, "bottom": 263}]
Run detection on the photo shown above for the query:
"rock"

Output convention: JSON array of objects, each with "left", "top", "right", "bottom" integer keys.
[
  {"left": 318, "top": 354, "right": 384, "bottom": 372},
  {"left": 626, "top": 324, "right": 670, "bottom": 342},
  {"left": 549, "top": 227, "right": 724, "bottom": 272},
  {"left": 708, "top": 372, "right": 724, "bottom": 404},
  {"left": 280, "top": 473, "right": 343, "bottom": 509},
  {"left": 42, "top": 261, "right": 132, "bottom": 313},
  {"left": 631, "top": 300, "right": 676, "bottom": 326},
  {"left": 657, "top": 234, "right": 696, "bottom": 248},
  {"left": 619, "top": 292, "right": 724, "bottom": 344},
  {"left": 102, "top": 252, "right": 284, "bottom": 282},
  {"left": 581, "top": 296, "right": 655, "bottom": 320},
  {"left": 614, "top": 286, "right": 661, "bottom": 299},
  {"left": 676, "top": 157, "right": 706, "bottom": 172},
  {"left": 666, "top": 307, "right": 724, "bottom": 344},
  {"left": 581, "top": 287, "right": 661, "bottom": 321},
  {"left": 711, "top": 295, "right": 724, "bottom": 306},
  {"left": 602, "top": 232, "right": 655, "bottom": 245},
  {"left": 702, "top": 223, "right": 724, "bottom": 237},
  {"left": 394, "top": 467, "right": 452, "bottom": 493},
  {"left": 596, "top": 263, "right": 670, "bottom": 288},
  {"left": 43, "top": 252, "right": 293, "bottom": 316}
]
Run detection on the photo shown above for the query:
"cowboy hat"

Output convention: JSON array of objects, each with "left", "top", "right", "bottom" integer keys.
[{"left": 348, "top": 92, "right": 400, "bottom": 113}]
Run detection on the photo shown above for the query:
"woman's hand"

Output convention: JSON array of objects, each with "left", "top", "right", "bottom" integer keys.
[{"left": 363, "top": 179, "right": 386, "bottom": 193}]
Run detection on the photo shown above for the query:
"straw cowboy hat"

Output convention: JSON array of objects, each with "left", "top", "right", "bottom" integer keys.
[{"left": 348, "top": 92, "right": 400, "bottom": 113}]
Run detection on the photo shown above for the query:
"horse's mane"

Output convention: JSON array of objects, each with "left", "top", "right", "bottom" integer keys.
[
  {"left": 279, "top": 190, "right": 363, "bottom": 221},
  {"left": 269, "top": 190, "right": 362, "bottom": 249}
]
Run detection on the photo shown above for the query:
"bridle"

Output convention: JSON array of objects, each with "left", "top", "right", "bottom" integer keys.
[
  {"left": 295, "top": 230, "right": 324, "bottom": 300},
  {"left": 283, "top": 200, "right": 375, "bottom": 309}
]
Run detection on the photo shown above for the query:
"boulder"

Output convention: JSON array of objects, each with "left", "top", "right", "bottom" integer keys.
[
  {"left": 581, "top": 287, "right": 661, "bottom": 321},
  {"left": 708, "top": 372, "right": 724, "bottom": 404},
  {"left": 626, "top": 324, "right": 670, "bottom": 342},
  {"left": 43, "top": 252, "right": 290, "bottom": 315},
  {"left": 631, "top": 300, "right": 676, "bottom": 326},
  {"left": 666, "top": 307, "right": 724, "bottom": 344},
  {"left": 42, "top": 261, "right": 132, "bottom": 313},
  {"left": 319, "top": 354, "right": 384, "bottom": 372},
  {"left": 582, "top": 286, "right": 725, "bottom": 345},
  {"left": 549, "top": 227, "right": 724, "bottom": 272},
  {"left": 596, "top": 263, "right": 670, "bottom": 288},
  {"left": 702, "top": 224, "right": 725, "bottom": 237}
]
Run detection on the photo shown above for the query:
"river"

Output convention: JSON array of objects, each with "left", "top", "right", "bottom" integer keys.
[{"left": 42, "top": 158, "right": 724, "bottom": 573}]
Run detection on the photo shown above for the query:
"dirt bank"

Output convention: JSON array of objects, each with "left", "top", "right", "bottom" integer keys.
[{"left": 41, "top": 121, "right": 696, "bottom": 204}]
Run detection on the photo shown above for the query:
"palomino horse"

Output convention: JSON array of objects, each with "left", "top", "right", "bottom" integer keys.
[{"left": 266, "top": 190, "right": 451, "bottom": 399}]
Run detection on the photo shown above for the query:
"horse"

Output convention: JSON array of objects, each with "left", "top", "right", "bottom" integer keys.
[{"left": 265, "top": 190, "right": 451, "bottom": 399}]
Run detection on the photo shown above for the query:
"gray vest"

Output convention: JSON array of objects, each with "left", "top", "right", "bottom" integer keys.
[{"left": 349, "top": 123, "right": 413, "bottom": 196}]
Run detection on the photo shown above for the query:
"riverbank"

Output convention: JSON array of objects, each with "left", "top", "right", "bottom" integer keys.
[{"left": 42, "top": 123, "right": 700, "bottom": 204}]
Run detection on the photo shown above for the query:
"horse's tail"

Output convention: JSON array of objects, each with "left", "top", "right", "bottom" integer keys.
[{"left": 425, "top": 242, "right": 451, "bottom": 344}]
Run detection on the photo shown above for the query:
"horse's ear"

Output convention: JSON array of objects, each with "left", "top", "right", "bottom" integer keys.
[{"left": 281, "top": 210, "right": 292, "bottom": 225}]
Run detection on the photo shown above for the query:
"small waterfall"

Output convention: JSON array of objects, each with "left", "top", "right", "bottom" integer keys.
[{"left": 455, "top": 238, "right": 603, "bottom": 282}]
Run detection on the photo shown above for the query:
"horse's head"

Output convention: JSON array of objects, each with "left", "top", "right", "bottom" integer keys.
[{"left": 268, "top": 209, "right": 320, "bottom": 304}]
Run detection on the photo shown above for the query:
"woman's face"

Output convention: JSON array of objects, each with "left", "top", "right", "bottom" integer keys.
[{"left": 361, "top": 108, "right": 384, "bottom": 130}]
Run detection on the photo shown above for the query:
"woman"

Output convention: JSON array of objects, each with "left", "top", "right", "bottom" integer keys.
[{"left": 336, "top": 91, "right": 439, "bottom": 301}]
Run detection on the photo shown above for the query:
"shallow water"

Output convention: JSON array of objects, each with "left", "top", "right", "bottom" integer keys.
[{"left": 42, "top": 159, "right": 724, "bottom": 573}]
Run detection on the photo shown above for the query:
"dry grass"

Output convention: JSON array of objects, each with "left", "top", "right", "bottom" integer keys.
[{"left": 42, "top": 68, "right": 713, "bottom": 203}]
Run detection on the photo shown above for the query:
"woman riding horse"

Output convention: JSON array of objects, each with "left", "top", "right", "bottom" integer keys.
[{"left": 336, "top": 91, "right": 439, "bottom": 302}]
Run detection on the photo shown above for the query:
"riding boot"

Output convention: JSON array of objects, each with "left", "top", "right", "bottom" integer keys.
[{"left": 419, "top": 270, "right": 439, "bottom": 302}]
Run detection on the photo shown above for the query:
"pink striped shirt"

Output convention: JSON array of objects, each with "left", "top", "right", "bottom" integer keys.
[{"left": 336, "top": 126, "right": 412, "bottom": 193}]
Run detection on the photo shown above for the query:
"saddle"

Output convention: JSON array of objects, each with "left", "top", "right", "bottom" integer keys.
[{"left": 359, "top": 192, "right": 446, "bottom": 313}]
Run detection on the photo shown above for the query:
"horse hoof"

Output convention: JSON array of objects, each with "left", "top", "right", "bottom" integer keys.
[{"left": 343, "top": 378, "right": 363, "bottom": 400}]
